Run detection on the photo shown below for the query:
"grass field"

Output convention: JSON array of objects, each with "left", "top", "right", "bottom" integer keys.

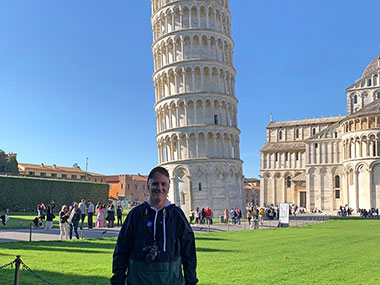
[
  {"left": 1, "top": 211, "right": 130, "bottom": 229},
  {"left": 0, "top": 220, "right": 379, "bottom": 284}
]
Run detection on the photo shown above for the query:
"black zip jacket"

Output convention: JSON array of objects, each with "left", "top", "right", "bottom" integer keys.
[{"left": 110, "top": 201, "right": 198, "bottom": 285}]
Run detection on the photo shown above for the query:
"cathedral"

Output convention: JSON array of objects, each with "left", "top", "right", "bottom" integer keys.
[{"left": 260, "top": 54, "right": 380, "bottom": 213}]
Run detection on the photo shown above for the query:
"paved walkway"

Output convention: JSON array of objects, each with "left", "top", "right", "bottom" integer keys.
[{"left": 0, "top": 217, "right": 326, "bottom": 243}]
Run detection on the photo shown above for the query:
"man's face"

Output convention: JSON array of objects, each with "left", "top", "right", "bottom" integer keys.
[{"left": 148, "top": 172, "right": 170, "bottom": 205}]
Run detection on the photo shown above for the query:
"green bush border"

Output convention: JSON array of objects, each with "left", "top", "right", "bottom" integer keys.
[{"left": 0, "top": 175, "right": 109, "bottom": 211}]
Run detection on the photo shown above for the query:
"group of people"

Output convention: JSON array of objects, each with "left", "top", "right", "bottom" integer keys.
[
  {"left": 34, "top": 201, "right": 56, "bottom": 229},
  {"left": 358, "top": 207, "right": 379, "bottom": 218},
  {"left": 189, "top": 207, "right": 213, "bottom": 225},
  {"left": 32, "top": 199, "right": 124, "bottom": 240},
  {"left": 222, "top": 208, "right": 243, "bottom": 225},
  {"left": 58, "top": 200, "right": 124, "bottom": 240}
]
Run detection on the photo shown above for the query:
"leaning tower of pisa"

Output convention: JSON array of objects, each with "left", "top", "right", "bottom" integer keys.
[{"left": 151, "top": 0, "right": 244, "bottom": 216}]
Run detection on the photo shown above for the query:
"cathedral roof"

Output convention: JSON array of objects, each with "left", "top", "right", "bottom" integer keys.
[
  {"left": 260, "top": 141, "right": 305, "bottom": 153},
  {"left": 344, "top": 99, "right": 380, "bottom": 120},
  {"left": 361, "top": 55, "right": 380, "bottom": 78},
  {"left": 267, "top": 116, "right": 341, "bottom": 129}
]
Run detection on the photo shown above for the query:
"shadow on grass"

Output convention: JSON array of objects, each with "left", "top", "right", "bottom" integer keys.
[
  {"left": 0, "top": 268, "right": 110, "bottom": 285},
  {"left": 196, "top": 247, "right": 234, "bottom": 252},
  {"left": 195, "top": 236, "right": 228, "bottom": 241},
  {"left": 0, "top": 239, "right": 116, "bottom": 254}
]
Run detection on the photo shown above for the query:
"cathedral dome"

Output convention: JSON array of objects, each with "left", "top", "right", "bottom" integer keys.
[{"left": 361, "top": 55, "right": 380, "bottom": 78}]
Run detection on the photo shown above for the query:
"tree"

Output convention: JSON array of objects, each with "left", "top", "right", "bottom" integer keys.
[
  {"left": 0, "top": 150, "right": 6, "bottom": 173},
  {"left": 6, "top": 156, "right": 19, "bottom": 174}
]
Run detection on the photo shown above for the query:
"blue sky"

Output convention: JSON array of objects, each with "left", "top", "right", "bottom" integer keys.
[{"left": 1, "top": 0, "right": 379, "bottom": 178}]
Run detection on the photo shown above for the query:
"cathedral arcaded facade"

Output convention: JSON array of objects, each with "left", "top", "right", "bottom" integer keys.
[
  {"left": 260, "top": 54, "right": 380, "bottom": 213},
  {"left": 151, "top": 0, "right": 244, "bottom": 216}
]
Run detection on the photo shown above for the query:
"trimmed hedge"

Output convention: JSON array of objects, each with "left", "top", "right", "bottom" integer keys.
[{"left": 0, "top": 175, "right": 109, "bottom": 211}]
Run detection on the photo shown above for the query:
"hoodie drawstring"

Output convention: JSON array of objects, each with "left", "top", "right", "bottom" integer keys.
[
  {"left": 163, "top": 208, "right": 166, "bottom": 252},
  {"left": 153, "top": 209, "right": 158, "bottom": 242}
]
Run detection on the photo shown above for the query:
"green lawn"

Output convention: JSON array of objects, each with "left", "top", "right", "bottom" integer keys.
[{"left": 0, "top": 220, "right": 379, "bottom": 284}]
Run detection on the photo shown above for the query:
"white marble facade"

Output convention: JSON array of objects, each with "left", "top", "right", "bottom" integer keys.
[
  {"left": 260, "top": 55, "right": 380, "bottom": 212},
  {"left": 151, "top": 0, "right": 244, "bottom": 217}
]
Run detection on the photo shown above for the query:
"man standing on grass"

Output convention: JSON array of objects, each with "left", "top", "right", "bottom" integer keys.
[
  {"left": 88, "top": 200, "right": 95, "bottom": 229},
  {"left": 110, "top": 166, "right": 198, "bottom": 285},
  {"left": 79, "top": 199, "right": 87, "bottom": 230},
  {"left": 69, "top": 203, "right": 81, "bottom": 239}
]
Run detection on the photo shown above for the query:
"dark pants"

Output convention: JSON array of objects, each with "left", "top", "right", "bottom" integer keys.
[
  {"left": 88, "top": 212, "right": 94, "bottom": 229},
  {"left": 80, "top": 214, "right": 86, "bottom": 229},
  {"left": 69, "top": 222, "right": 79, "bottom": 239},
  {"left": 117, "top": 215, "right": 122, "bottom": 226}
]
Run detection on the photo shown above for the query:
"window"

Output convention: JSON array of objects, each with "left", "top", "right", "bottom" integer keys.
[
  {"left": 296, "top": 152, "right": 299, "bottom": 160},
  {"left": 121, "top": 184, "right": 123, "bottom": 189},
  {"left": 198, "top": 182, "right": 202, "bottom": 191},
  {"left": 285, "top": 152, "right": 289, "bottom": 161},
  {"left": 312, "top": 128, "right": 316, "bottom": 136},
  {"left": 315, "top": 143, "right": 318, "bottom": 148},
  {"left": 279, "top": 131, "right": 282, "bottom": 140},
  {"left": 295, "top": 129, "right": 299, "bottom": 139},
  {"left": 275, "top": 153, "right": 278, "bottom": 161},
  {"left": 80, "top": 175, "right": 85, "bottom": 180},
  {"left": 28, "top": 171, "right": 35, "bottom": 176},
  {"left": 134, "top": 184, "right": 137, "bottom": 190},
  {"left": 100, "top": 178, "right": 103, "bottom": 182},
  {"left": 354, "top": 95, "right": 357, "bottom": 104},
  {"left": 40, "top": 172, "right": 46, "bottom": 177},
  {"left": 377, "top": 92, "right": 380, "bottom": 99},
  {"left": 142, "top": 185, "right": 145, "bottom": 190},
  {"left": 335, "top": 175, "right": 340, "bottom": 188},
  {"left": 335, "top": 190, "right": 341, "bottom": 199},
  {"left": 94, "top": 177, "right": 97, "bottom": 182},
  {"left": 286, "top": 176, "right": 291, "bottom": 187},
  {"left": 128, "top": 184, "right": 130, "bottom": 189},
  {"left": 334, "top": 132, "right": 338, "bottom": 138},
  {"left": 61, "top": 174, "right": 67, "bottom": 179},
  {"left": 71, "top": 174, "right": 77, "bottom": 179},
  {"left": 214, "top": 114, "right": 218, "bottom": 124},
  {"left": 368, "top": 79, "right": 372, "bottom": 86},
  {"left": 181, "top": 192, "right": 185, "bottom": 205},
  {"left": 51, "top": 173, "right": 57, "bottom": 178}
]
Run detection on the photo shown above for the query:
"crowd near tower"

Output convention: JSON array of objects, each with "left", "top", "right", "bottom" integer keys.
[{"left": 150, "top": 0, "right": 244, "bottom": 216}]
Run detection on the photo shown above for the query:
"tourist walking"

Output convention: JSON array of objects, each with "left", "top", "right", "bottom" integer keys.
[
  {"left": 45, "top": 201, "right": 55, "bottom": 230},
  {"left": 205, "top": 207, "right": 213, "bottom": 225},
  {"left": 201, "top": 208, "right": 206, "bottom": 224},
  {"left": 96, "top": 204, "right": 105, "bottom": 228},
  {"left": 230, "top": 208, "right": 236, "bottom": 224},
  {"left": 59, "top": 205, "right": 69, "bottom": 240},
  {"left": 116, "top": 205, "right": 123, "bottom": 226},
  {"left": 195, "top": 207, "right": 200, "bottom": 224},
  {"left": 69, "top": 203, "right": 81, "bottom": 239},
  {"left": 236, "top": 209, "right": 242, "bottom": 225},
  {"left": 79, "top": 199, "right": 87, "bottom": 230},
  {"left": 106, "top": 204, "right": 115, "bottom": 228},
  {"left": 259, "top": 208, "right": 265, "bottom": 225},
  {"left": 87, "top": 200, "right": 95, "bottom": 229},
  {"left": 247, "top": 210, "right": 252, "bottom": 226},
  {"left": 223, "top": 208, "right": 229, "bottom": 224}
]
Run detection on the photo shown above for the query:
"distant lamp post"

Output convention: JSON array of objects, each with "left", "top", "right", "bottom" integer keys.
[{"left": 85, "top": 157, "right": 88, "bottom": 180}]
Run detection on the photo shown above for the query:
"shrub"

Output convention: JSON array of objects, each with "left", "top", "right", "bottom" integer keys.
[{"left": 0, "top": 175, "right": 109, "bottom": 211}]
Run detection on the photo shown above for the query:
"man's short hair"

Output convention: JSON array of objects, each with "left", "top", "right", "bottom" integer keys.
[{"left": 148, "top": 166, "right": 170, "bottom": 183}]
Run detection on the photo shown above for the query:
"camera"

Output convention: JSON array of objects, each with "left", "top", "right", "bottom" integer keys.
[{"left": 142, "top": 245, "right": 160, "bottom": 263}]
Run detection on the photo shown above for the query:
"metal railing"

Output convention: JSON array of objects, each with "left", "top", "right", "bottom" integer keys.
[{"left": 0, "top": 255, "right": 52, "bottom": 285}]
